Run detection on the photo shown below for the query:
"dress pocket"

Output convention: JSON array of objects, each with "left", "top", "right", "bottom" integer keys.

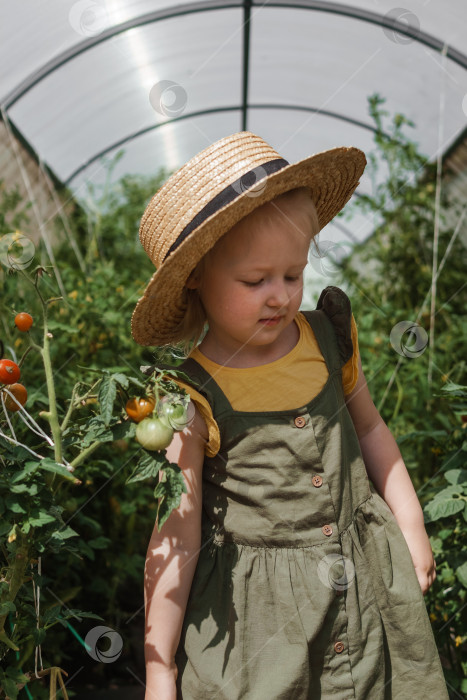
[{"left": 358, "top": 493, "right": 423, "bottom": 610}]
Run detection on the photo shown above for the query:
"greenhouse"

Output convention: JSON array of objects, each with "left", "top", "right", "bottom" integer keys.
[{"left": 0, "top": 1, "right": 466, "bottom": 698}]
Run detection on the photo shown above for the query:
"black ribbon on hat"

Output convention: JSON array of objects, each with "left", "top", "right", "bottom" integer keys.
[{"left": 163, "top": 158, "right": 289, "bottom": 261}]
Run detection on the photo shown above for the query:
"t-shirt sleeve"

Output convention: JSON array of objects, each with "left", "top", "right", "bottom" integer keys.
[
  {"left": 342, "top": 314, "right": 359, "bottom": 395},
  {"left": 173, "top": 379, "right": 221, "bottom": 458}
]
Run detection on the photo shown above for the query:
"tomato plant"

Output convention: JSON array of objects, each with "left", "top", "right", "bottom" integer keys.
[
  {"left": 135, "top": 417, "right": 174, "bottom": 451},
  {"left": 0, "top": 358, "right": 21, "bottom": 384},
  {"left": 125, "top": 395, "right": 155, "bottom": 422},
  {"left": 1, "top": 382, "right": 27, "bottom": 411},
  {"left": 14, "top": 311, "right": 33, "bottom": 331}
]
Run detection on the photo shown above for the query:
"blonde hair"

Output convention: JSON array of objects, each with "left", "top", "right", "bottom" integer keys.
[{"left": 171, "top": 187, "right": 320, "bottom": 354}]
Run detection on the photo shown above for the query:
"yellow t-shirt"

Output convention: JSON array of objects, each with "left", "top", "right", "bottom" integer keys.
[{"left": 176, "top": 312, "right": 359, "bottom": 457}]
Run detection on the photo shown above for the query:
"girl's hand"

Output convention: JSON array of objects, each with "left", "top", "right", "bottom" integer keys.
[{"left": 398, "top": 523, "right": 437, "bottom": 595}]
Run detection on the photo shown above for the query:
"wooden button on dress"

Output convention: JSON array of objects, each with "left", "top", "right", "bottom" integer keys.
[
  {"left": 294, "top": 416, "right": 306, "bottom": 428},
  {"left": 322, "top": 524, "right": 333, "bottom": 536},
  {"left": 312, "top": 475, "right": 323, "bottom": 487},
  {"left": 334, "top": 641, "right": 345, "bottom": 653}
]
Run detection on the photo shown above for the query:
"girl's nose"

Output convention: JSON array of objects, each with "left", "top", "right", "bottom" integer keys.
[{"left": 267, "top": 279, "right": 289, "bottom": 308}]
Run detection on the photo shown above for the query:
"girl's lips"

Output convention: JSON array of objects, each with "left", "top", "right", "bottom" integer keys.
[{"left": 259, "top": 316, "right": 282, "bottom": 325}]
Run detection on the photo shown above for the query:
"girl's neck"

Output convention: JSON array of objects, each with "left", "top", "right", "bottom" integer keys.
[{"left": 197, "top": 318, "right": 300, "bottom": 368}]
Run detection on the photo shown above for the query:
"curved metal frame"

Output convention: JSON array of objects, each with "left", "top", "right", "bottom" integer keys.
[
  {"left": 2, "top": 0, "right": 466, "bottom": 187},
  {"left": 64, "top": 103, "right": 380, "bottom": 184},
  {"left": 3, "top": 0, "right": 466, "bottom": 109}
]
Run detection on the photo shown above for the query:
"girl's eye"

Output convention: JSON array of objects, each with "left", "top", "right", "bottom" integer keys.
[{"left": 242, "top": 276, "right": 300, "bottom": 286}]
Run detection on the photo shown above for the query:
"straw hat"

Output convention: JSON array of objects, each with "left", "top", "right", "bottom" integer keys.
[{"left": 131, "top": 131, "right": 366, "bottom": 346}]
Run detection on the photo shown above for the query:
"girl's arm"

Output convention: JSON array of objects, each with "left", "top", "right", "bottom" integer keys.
[
  {"left": 345, "top": 356, "right": 436, "bottom": 595},
  {"left": 144, "top": 404, "right": 207, "bottom": 699}
]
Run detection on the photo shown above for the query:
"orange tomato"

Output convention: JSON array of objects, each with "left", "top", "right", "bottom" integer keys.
[
  {"left": 1, "top": 383, "right": 27, "bottom": 411},
  {"left": 125, "top": 396, "right": 156, "bottom": 423}
]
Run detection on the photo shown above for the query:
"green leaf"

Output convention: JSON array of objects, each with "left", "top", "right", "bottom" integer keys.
[
  {"left": 112, "top": 372, "right": 130, "bottom": 389},
  {"left": 98, "top": 375, "right": 117, "bottom": 426},
  {"left": 42, "top": 606, "right": 62, "bottom": 624},
  {"left": 64, "top": 610, "right": 103, "bottom": 621},
  {"left": 441, "top": 381, "right": 467, "bottom": 395},
  {"left": 32, "top": 627, "right": 47, "bottom": 644},
  {"left": 37, "top": 458, "right": 80, "bottom": 484},
  {"left": 444, "top": 469, "right": 467, "bottom": 486},
  {"left": 126, "top": 451, "right": 166, "bottom": 484},
  {"left": 456, "top": 561, "right": 467, "bottom": 588},
  {"left": 424, "top": 498, "right": 464, "bottom": 522},
  {"left": 428, "top": 485, "right": 463, "bottom": 501},
  {"left": 3, "top": 668, "right": 28, "bottom": 683},
  {"left": 154, "top": 462, "right": 187, "bottom": 530},
  {"left": 10, "top": 482, "right": 40, "bottom": 495},
  {"left": 50, "top": 526, "right": 79, "bottom": 542},
  {"left": 80, "top": 416, "right": 113, "bottom": 447},
  {"left": 0, "top": 521, "right": 12, "bottom": 537},
  {"left": 1, "top": 677, "right": 18, "bottom": 699},
  {"left": 0, "top": 601, "right": 16, "bottom": 615},
  {"left": 27, "top": 511, "right": 57, "bottom": 527},
  {"left": 112, "top": 419, "right": 136, "bottom": 440},
  {"left": 10, "top": 461, "right": 39, "bottom": 483},
  {"left": 78, "top": 540, "right": 95, "bottom": 560},
  {"left": 437, "top": 528, "right": 453, "bottom": 540},
  {"left": 4, "top": 497, "right": 27, "bottom": 514}
]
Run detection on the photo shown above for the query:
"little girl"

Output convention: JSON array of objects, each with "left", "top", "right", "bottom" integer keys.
[{"left": 131, "top": 132, "right": 448, "bottom": 699}]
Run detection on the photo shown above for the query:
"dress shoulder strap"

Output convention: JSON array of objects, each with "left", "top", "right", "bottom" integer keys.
[{"left": 301, "top": 286, "right": 354, "bottom": 371}]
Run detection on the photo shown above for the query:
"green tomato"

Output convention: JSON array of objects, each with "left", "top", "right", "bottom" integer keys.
[
  {"left": 158, "top": 401, "right": 189, "bottom": 432},
  {"left": 135, "top": 417, "right": 174, "bottom": 451}
]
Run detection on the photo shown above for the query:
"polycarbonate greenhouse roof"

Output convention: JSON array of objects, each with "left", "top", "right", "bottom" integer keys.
[{"left": 1, "top": 0, "right": 467, "bottom": 247}]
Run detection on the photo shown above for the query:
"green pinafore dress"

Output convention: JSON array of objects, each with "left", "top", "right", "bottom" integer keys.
[{"left": 174, "top": 287, "right": 448, "bottom": 700}]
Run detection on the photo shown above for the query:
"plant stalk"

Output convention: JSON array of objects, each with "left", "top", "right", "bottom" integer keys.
[
  {"left": 39, "top": 300, "right": 62, "bottom": 464},
  {"left": 69, "top": 440, "right": 102, "bottom": 469}
]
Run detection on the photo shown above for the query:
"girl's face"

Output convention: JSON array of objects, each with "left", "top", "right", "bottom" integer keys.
[{"left": 188, "top": 197, "right": 316, "bottom": 366}]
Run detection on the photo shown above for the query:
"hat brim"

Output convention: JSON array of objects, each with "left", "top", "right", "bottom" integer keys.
[{"left": 131, "top": 146, "right": 366, "bottom": 346}]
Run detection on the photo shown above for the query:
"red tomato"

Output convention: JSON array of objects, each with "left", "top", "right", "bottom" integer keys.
[
  {"left": 14, "top": 312, "right": 33, "bottom": 332},
  {"left": 0, "top": 359, "right": 21, "bottom": 385}
]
